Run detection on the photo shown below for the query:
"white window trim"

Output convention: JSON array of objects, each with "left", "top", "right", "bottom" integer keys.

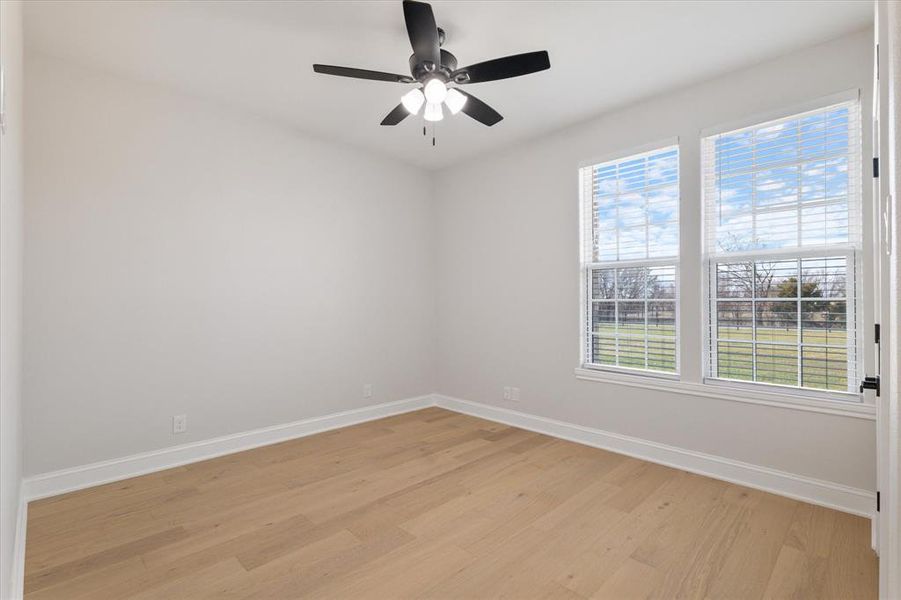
[
  {"left": 700, "top": 94, "right": 864, "bottom": 400},
  {"left": 578, "top": 140, "right": 681, "bottom": 377},
  {"left": 574, "top": 366, "right": 875, "bottom": 420},
  {"left": 578, "top": 136, "right": 680, "bottom": 170},
  {"left": 699, "top": 88, "right": 860, "bottom": 138}
]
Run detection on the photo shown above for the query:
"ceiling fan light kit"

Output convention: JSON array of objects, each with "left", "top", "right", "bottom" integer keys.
[
  {"left": 423, "top": 101, "right": 443, "bottom": 122},
  {"left": 312, "top": 0, "right": 550, "bottom": 133},
  {"left": 444, "top": 88, "right": 466, "bottom": 115},
  {"left": 401, "top": 88, "right": 425, "bottom": 114}
]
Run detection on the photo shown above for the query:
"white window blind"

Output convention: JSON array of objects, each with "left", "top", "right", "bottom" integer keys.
[
  {"left": 702, "top": 100, "right": 861, "bottom": 395},
  {"left": 580, "top": 145, "right": 679, "bottom": 374}
]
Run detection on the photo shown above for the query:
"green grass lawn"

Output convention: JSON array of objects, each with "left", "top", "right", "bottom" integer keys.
[{"left": 591, "top": 324, "right": 849, "bottom": 391}]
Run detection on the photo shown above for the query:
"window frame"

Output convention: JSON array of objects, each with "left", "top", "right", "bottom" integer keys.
[
  {"left": 700, "top": 93, "right": 864, "bottom": 401},
  {"left": 574, "top": 91, "right": 875, "bottom": 419},
  {"left": 578, "top": 139, "right": 681, "bottom": 379}
]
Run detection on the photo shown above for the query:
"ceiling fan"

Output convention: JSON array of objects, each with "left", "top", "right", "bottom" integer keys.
[{"left": 312, "top": 0, "right": 550, "bottom": 128}]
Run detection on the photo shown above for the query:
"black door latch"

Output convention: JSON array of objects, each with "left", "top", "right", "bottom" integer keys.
[{"left": 860, "top": 375, "right": 880, "bottom": 396}]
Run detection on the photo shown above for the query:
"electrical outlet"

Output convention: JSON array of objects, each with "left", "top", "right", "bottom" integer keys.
[
  {"left": 172, "top": 414, "right": 187, "bottom": 434},
  {"left": 503, "top": 386, "right": 511, "bottom": 401},
  {"left": 510, "top": 387, "right": 520, "bottom": 402},
  {"left": 363, "top": 384, "right": 373, "bottom": 399}
]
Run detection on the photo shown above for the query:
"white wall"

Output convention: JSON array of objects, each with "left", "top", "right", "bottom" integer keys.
[
  {"left": 23, "top": 56, "right": 436, "bottom": 476},
  {"left": 0, "top": 0, "right": 25, "bottom": 597},
  {"left": 434, "top": 29, "right": 877, "bottom": 491}
]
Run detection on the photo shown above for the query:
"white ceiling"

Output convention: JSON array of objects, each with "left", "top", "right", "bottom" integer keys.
[{"left": 25, "top": 1, "right": 872, "bottom": 170}]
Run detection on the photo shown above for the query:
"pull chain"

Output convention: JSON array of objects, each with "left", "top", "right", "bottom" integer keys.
[{"left": 421, "top": 121, "right": 437, "bottom": 147}]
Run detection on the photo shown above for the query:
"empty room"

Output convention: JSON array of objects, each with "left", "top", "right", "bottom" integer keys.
[{"left": 1, "top": 0, "right": 900, "bottom": 598}]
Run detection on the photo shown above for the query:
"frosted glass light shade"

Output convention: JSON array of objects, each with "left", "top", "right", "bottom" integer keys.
[
  {"left": 423, "top": 102, "right": 443, "bottom": 122},
  {"left": 401, "top": 88, "right": 425, "bottom": 114},
  {"left": 444, "top": 88, "right": 467, "bottom": 115},
  {"left": 423, "top": 78, "right": 448, "bottom": 104}
]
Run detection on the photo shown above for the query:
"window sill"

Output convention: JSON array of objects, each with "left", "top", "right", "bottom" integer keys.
[{"left": 574, "top": 366, "right": 876, "bottom": 420}]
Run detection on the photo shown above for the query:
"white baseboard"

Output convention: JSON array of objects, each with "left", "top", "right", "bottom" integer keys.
[
  {"left": 9, "top": 488, "right": 27, "bottom": 600},
  {"left": 434, "top": 394, "right": 875, "bottom": 518},
  {"left": 21, "top": 391, "right": 874, "bottom": 519},
  {"left": 23, "top": 395, "right": 433, "bottom": 501}
]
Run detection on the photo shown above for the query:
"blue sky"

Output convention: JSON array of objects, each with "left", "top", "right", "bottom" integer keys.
[
  {"left": 591, "top": 147, "right": 679, "bottom": 261},
  {"left": 712, "top": 106, "right": 852, "bottom": 252},
  {"left": 589, "top": 106, "right": 854, "bottom": 260}
]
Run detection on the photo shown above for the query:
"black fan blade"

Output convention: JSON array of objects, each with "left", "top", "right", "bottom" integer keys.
[
  {"left": 457, "top": 90, "right": 503, "bottom": 126},
  {"left": 380, "top": 103, "right": 410, "bottom": 126},
  {"left": 453, "top": 51, "right": 550, "bottom": 84},
  {"left": 313, "top": 64, "right": 414, "bottom": 83},
  {"left": 403, "top": 0, "right": 440, "bottom": 68}
]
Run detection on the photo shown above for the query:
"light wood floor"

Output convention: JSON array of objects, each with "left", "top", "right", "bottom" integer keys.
[{"left": 24, "top": 407, "right": 877, "bottom": 599}]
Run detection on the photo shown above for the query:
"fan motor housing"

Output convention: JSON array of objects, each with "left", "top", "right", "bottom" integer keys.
[{"left": 409, "top": 49, "right": 457, "bottom": 82}]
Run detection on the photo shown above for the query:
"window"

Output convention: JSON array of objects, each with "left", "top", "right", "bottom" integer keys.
[
  {"left": 580, "top": 145, "right": 679, "bottom": 374},
  {"left": 702, "top": 100, "right": 861, "bottom": 395}
]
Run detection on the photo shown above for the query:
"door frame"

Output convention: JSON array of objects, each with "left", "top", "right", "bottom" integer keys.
[{"left": 874, "top": 1, "right": 900, "bottom": 597}]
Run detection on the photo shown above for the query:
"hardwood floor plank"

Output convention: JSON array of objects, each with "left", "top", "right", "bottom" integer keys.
[
  {"left": 784, "top": 502, "right": 838, "bottom": 558},
  {"left": 823, "top": 511, "right": 879, "bottom": 599},
  {"left": 762, "top": 544, "right": 828, "bottom": 600},
  {"left": 191, "top": 530, "right": 362, "bottom": 599},
  {"left": 704, "top": 490, "right": 797, "bottom": 599},
  {"left": 550, "top": 473, "right": 689, "bottom": 596},
  {"left": 23, "top": 408, "right": 877, "bottom": 599},
  {"left": 24, "top": 557, "right": 148, "bottom": 600},
  {"left": 227, "top": 524, "right": 415, "bottom": 599},
  {"left": 591, "top": 557, "right": 660, "bottom": 600},
  {"left": 126, "top": 557, "right": 247, "bottom": 600},
  {"left": 311, "top": 540, "right": 475, "bottom": 599},
  {"left": 25, "top": 527, "right": 189, "bottom": 593}
]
